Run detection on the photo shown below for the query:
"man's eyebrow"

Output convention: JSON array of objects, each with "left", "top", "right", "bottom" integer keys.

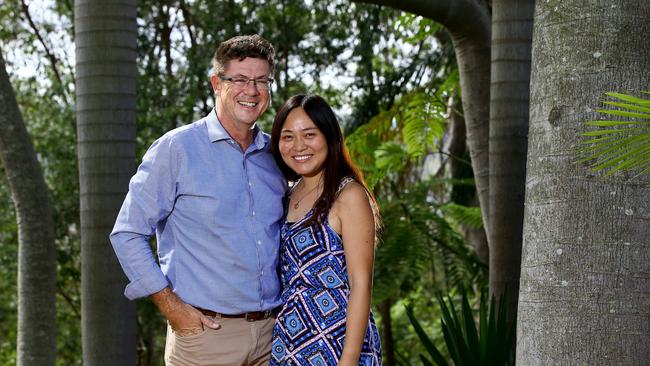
[{"left": 231, "top": 73, "right": 270, "bottom": 79}]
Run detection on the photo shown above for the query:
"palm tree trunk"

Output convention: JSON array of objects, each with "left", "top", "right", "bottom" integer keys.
[
  {"left": 518, "top": 0, "right": 650, "bottom": 363},
  {"left": 488, "top": 0, "right": 534, "bottom": 323},
  {"left": 74, "top": 0, "right": 137, "bottom": 364},
  {"left": 378, "top": 298, "right": 394, "bottom": 366},
  {"left": 447, "top": 94, "right": 489, "bottom": 266},
  {"left": 0, "top": 49, "right": 57, "bottom": 366}
]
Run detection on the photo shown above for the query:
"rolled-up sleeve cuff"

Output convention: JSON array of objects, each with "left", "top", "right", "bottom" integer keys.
[{"left": 124, "top": 271, "right": 169, "bottom": 300}]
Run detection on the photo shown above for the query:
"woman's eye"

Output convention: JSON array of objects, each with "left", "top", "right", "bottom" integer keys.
[{"left": 281, "top": 135, "right": 292, "bottom": 141}]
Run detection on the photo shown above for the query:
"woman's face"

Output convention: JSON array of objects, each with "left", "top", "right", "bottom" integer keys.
[{"left": 278, "top": 107, "right": 328, "bottom": 178}]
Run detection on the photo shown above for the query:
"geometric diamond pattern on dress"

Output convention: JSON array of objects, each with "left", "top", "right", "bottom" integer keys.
[
  {"left": 316, "top": 265, "right": 344, "bottom": 288},
  {"left": 270, "top": 178, "right": 382, "bottom": 366},
  {"left": 313, "top": 291, "right": 339, "bottom": 317},
  {"left": 292, "top": 227, "right": 318, "bottom": 254},
  {"left": 307, "top": 353, "right": 327, "bottom": 366},
  {"left": 272, "top": 337, "right": 286, "bottom": 363},
  {"left": 284, "top": 309, "right": 308, "bottom": 339},
  {"left": 302, "top": 288, "right": 346, "bottom": 330}
]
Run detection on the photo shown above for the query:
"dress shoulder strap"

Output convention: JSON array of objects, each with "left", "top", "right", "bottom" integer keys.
[
  {"left": 336, "top": 177, "right": 356, "bottom": 194},
  {"left": 289, "top": 179, "right": 302, "bottom": 195}
]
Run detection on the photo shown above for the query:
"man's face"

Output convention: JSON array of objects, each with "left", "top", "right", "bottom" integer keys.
[{"left": 211, "top": 57, "right": 272, "bottom": 131}]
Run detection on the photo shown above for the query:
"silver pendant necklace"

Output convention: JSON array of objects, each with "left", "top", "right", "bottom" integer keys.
[{"left": 292, "top": 183, "right": 320, "bottom": 210}]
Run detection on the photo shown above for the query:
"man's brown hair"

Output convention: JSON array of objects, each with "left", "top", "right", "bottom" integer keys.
[{"left": 212, "top": 34, "right": 275, "bottom": 76}]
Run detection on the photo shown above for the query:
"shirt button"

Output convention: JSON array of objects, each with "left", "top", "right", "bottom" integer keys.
[
  {"left": 252, "top": 211, "right": 256, "bottom": 216},
  {"left": 257, "top": 240, "right": 262, "bottom": 245},
  {"left": 249, "top": 181, "right": 252, "bottom": 186}
]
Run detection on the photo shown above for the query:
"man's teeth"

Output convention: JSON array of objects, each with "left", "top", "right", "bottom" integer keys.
[
  {"left": 239, "top": 101, "right": 257, "bottom": 107},
  {"left": 294, "top": 155, "right": 311, "bottom": 161}
]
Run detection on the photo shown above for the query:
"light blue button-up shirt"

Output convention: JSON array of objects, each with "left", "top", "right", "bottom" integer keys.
[{"left": 110, "top": 110, "right": 287, "bottom": 313}]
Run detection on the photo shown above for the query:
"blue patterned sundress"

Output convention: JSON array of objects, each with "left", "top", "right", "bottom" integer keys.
[{"left": 270, "top": 178, "right": 382, "bottom": 366}]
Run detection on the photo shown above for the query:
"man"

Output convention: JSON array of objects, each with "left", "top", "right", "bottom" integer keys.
[{"left": 110, "top": 34, "right": 286, "bottom": 365}]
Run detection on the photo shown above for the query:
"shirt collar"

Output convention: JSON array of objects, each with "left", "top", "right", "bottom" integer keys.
[{"left": 206, "top": 109, "right": 269, "bottom": 151}]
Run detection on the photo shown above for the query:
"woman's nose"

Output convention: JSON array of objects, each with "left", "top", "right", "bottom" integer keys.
[{"left": 293, "top": 137, "right": 306, "bottom": 150}]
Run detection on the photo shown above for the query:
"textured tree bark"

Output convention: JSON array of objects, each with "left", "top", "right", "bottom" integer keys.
[
  {"left": 518, "top": 1, "right": 650, "bottom": 364},
  {"left": 488, "top": 0, "right": 534, "bottom": 320},
  {"left": 74, "top": 0, "right": 137, "bottom": 364},
  {"left": 0, "top": 48, "right": 57, "bottom": 366}
]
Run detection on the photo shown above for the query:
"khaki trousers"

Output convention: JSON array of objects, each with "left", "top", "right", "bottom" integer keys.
[{"left": 164, "top": 315, "right": 275, "bottom": 366}]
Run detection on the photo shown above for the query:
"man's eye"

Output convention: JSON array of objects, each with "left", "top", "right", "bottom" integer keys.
[{"left": 232, "top": 78, "right": 248, "bottom": 84}]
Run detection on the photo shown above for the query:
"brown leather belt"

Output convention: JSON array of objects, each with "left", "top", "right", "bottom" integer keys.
[{"left": 194, "top": 306, "right": 277, "bottom": 322}]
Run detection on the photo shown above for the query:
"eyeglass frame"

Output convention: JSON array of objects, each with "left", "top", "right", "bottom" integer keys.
[{"left": 218, "top": 74, "right": 274, "bottom": 90}]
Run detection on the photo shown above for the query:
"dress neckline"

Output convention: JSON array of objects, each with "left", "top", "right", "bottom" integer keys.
[{"left": 285, "top": 208, "right": 314, "bottom": 229}]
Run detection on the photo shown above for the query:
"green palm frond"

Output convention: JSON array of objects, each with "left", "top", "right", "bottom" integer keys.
[
  {"left": 580, "top": 91, "right": 650, "bottom": 176},
  {"left": 375, "top": 142, "right": 408, "bottom": 172},
  {"left": 439, "top": 203, "right": 483, "bottom": 229},
  {"left": 401, "top": 91, "right": 448, "bottom": 159}
]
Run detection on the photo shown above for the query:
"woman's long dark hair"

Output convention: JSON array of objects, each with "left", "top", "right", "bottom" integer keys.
[{"left": 271, "top": 94, "right": 380, "bottom": 233}]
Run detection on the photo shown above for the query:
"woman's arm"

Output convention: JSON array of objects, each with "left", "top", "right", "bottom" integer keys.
[{"left": 330, "top": 182, "right": 376, "bottom": 366}]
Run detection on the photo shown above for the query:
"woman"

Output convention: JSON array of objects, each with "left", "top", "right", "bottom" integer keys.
[{"left": 269, "top": 94, "right": 381, "bottom": 366}]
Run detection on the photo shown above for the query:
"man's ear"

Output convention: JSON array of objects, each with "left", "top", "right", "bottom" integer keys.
[{"left": 210, "top": 74, "right": 220, "bottom": 95}]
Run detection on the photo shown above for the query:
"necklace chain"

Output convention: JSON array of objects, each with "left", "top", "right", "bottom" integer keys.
[{"left": 292, "top": 182, "right": 320, "bottom": 210}]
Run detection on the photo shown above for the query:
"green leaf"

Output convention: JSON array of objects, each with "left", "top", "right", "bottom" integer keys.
[
  {"left": 586, "top": 120, "right": 650, "bottom": 127},
  {"left": 591, "top": 141, "right": 650, "bottom": 173},
  {"left": 602, "top": 101, "right": 650, "bottom": 114},
  {"left": 606, "top": 92, "right": 650, "bottom": 106},
  {"left": 407, "top": 289, "right": 516, "bottom": 366},
  {"left": 439, "top": 203, "right": 484, "bottom": 229},
  {"left": 461, "top": 291, "right": 480, "bottom": 365},
  {"left": 596, "top": 108, "right": 650, "bottom": 119},
  {"left": 583, "top": 128, "right": 646, "bottom": 136},
  {"left": 404, "top": 304, "right": 450, "bottom": 366},
  {"left": 579, "top": 135, "right": 647, "bottom": 160}
]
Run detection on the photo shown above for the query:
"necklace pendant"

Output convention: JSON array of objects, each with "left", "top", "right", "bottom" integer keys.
[{"left": 293, "top": 202, "right": 299, "bottom": 209}]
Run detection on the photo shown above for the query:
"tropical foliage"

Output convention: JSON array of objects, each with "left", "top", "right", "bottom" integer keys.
[
  {"left": 403, "top": 289, "right": 516, "bottom": 366},
  {"left": 580, "top": 92, "right": 650, "bottom": 176}
]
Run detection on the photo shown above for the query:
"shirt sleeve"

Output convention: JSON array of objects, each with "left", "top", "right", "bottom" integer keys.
[{"left": 109, "top": 134, "right": 180, "bottom": 300}]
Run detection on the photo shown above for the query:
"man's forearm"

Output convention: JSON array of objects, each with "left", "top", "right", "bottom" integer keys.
[{"left": 150, "top": 287, "right": 184, "bottom": 319}]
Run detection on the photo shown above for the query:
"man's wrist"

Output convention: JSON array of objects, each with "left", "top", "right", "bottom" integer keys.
[{"left": 150, "top": 287, "right": 180, "bottom": 317}]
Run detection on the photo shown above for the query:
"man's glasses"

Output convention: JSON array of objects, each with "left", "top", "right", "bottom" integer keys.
[{"left": 219, "top": 75, "right": 274, "bottom": 90}]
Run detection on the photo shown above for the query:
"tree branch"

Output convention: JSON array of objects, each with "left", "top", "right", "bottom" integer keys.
[
  {"left": 57, "top": 284, "right": 81, "bottom": 320},
  {"left": 177, "top": 0, "right": 196, "bottom": 48},
  {"left": 20, "top": 0, "right": 70, "bottom": 104}
]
